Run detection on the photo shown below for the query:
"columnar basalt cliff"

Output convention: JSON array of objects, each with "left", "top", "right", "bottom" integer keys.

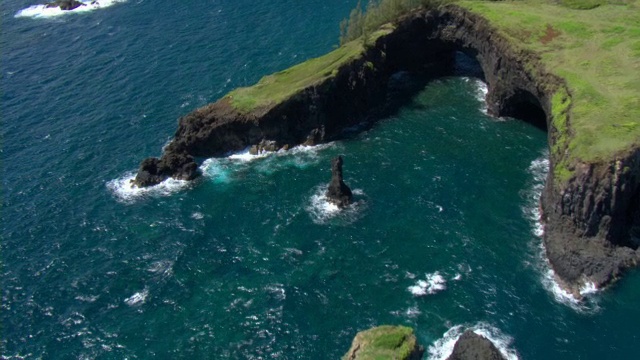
[{"left": 133, "top": 5, "right": 640, "bottom": 294}]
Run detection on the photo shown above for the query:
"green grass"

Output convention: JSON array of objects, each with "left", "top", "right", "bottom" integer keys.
[
  {"left": 461, "top": 0, "right": 640, "bottom": 176},
  {"left": 342, "top": 325, "right": 418, "bottom": 360},
  {"left": 227, "top": 25, "right": 395, "bottom": 114},
  {"left": 225, "top": 0, "right": 639, "bottom": 182}
]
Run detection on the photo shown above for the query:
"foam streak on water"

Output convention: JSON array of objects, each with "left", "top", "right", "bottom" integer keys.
[
  {"left": 15, "top": 0, "right": 127, "bottom": 18},
  {"left": 106, "top": 172, "right": 190, "bottom": 203},
  {"left": 427, "top": 323, "right": 519, "bottom": 360},
  {"left": 408, "top": 272, "right": 447, "bottom": 297},
  {"left": 521, "top": 152, "right": 600, "bottom": 311}
]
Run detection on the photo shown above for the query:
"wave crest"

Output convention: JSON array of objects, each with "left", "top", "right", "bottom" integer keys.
[{"left": 15, "top": 0, "right": 127, "bottom": 18}]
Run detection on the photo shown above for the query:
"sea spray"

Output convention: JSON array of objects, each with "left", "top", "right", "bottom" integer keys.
[
  {"left": 521, "top": 151, "right": 600, "bottom": 311},
  {"left": 427, "top": 323, "right": 519, "bottom": 360},
  {"left": 15, "top": 0, "right": 127, "bottom": 18}
]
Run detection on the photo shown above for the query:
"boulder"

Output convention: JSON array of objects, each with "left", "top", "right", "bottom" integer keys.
[
  {"left": 132, "top": 152, "right": 198, "bottom": 187},
  {"left": 249, "top": 139, "right": 279, "bottom": 155},
  {"left": 343, "top": 325, "right": 424, "bottom": 360},
  {"left": 326, "top": 156, "right": 353, "bottom": 208},
  {"left": 447, "top": 330, "right": 506, "bottom": 360},
  {"left": 45, "top": 0, "right": 84, "bottom": 10}
]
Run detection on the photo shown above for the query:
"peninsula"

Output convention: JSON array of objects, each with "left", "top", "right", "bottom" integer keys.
[{"left": 132, "top": 0, "right": 640, "bottom": 296}]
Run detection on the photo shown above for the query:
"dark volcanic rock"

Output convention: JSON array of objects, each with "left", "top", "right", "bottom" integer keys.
[
  {"left": 541, "top": 149, "right": 640, "bottom": 294},
  {"left": 129, "top": 3, "right": 640, "bottom": 292},
  {"left": 447, "top": 331, "right": 506, "bottom": 360},
  {"left": 45, "top": 0, "right": 84, "bottom": 10},
  {"left": 132, "top": 151, "right": 198, "bottom": 187},
  {"left": 326, "top": 156, "right": 353, "bottom": 208},
  {"left": 249, "top": 139, "right": 281, "bottom": 155}
]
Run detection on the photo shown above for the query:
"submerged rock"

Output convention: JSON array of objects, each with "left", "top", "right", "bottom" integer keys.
[
  {"left": 45, "top": 0, "right": 84, "bottom": 10},
  {"left": 326, "top": 156, "right": 353, "bottom": 208},
  {"left": 447, "top": 330, "right": 506, "bottom": 360},
  {"left": 343, "top": 325, "right": 424, "bottom": 360}
]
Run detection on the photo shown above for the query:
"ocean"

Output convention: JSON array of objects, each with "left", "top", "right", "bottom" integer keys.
[{"left": 3, "top": 1, "right": 640, "bottom": 358}]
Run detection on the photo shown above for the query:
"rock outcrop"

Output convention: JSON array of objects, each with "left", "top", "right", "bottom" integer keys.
[
  {"left": 326, "top": 156, "right": 353, "bottom": 208},
  {"left": 447, "top": 331, "right": 506, "bottom": 360},
  {"left": 45, "top": 0, "right": 84, "bottom": 10},
  {"left": 131, "top": 4, "right": 640, "bottom": 293},
  {"left": 342, "top": 325, "right": 424, "bottom": 360}
]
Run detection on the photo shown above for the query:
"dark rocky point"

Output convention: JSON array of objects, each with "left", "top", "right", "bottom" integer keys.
[
  {"left": 132, "top": 151, "right": 198, "bottom": 187},
  {"left": 45, "top": 0, "right": 84, "bottom": 10},
  {"left": 326, "top": 156, "right": 353, "bottom": 208},
  {"left": 447, "top": 331, "right": 506, "bottom": 360}
]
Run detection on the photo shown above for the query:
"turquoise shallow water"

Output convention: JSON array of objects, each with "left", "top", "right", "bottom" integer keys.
[{"left": 3, "top": 1, "right": 640, "bottom": 359}]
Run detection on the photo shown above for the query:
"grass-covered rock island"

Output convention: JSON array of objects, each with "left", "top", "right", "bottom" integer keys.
[{"left": 133, "top": 0, "right": 639, "bottom": 297}]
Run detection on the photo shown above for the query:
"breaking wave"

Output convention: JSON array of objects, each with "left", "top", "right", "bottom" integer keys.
[
  {"left": 15, "top": 0, "right": 127, "bottom": 18},
  {"left": 408, "top": 271, "right": 447, "bottom": 297},
  {"left": 521, "top": 151, "right": 600, "bottom": 311},
  {"left": 106, "top": 171, "right": 190, "bottom": 204},
  {"left": 305, "top": 185, "right": 366, "bottom": 225},
  {"left": 427, "top": 322, "right": 519, "bottom": 360}
]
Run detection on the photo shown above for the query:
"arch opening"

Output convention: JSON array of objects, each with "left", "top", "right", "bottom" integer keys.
[{"left": 501, "top": 90, "right": 548, "bottom": 132}]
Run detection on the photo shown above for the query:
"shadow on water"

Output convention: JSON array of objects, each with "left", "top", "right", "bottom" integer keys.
[{"left": 340, "top": 50, "right": 547, "bottom": 140}]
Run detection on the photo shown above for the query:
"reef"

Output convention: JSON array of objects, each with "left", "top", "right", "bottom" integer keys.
[
  {"left": 342, "top": 325, "right": 424, "bottom": 360},
  {"left": 132, "top": 3, "right": 640, "bottom": 295},
  {"left": 447, "top": 330, "right": 505, "bottom": 360}
]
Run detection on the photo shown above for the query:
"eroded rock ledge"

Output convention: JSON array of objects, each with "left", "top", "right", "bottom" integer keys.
[{"left": 133, "top": 4, "right": 640, "bottom": 294}]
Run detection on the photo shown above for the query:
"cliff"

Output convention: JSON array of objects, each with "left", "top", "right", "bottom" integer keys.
[{"left": 132, "top": 3, "right": 640, "bottom": 294}]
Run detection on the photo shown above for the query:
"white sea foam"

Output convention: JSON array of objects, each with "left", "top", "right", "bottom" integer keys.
[
  {"left": 472, "top": 78, "right": 489, "bottom": 114},
  {"left": 15, "top": 0, "right": 127, "bottom": 18},
  {"left": 522, "top": 152, "right": 601, "bottom": 311},
  {"left": 106, "top": 172, "right": 190, "bottom": 203},
  {"left": 408, "top": 272, "right": 447, "bottom": 297},
  {"left": 124, "top": 288, "right": 148, "bottom": 306},
  {"left": 427, "top": 323, "right": 519, "bottom": 360},
  {"left": 305, "top": 184, "right": 365, "bottom": 225}
]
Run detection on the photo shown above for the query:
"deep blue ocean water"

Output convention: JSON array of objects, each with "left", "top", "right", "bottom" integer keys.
[{"left": 3, "top": 1, "right": 640, "bottom": 359}]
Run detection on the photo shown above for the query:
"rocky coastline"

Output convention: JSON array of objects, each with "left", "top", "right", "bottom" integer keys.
[{"left": 132, "top": 4, "right": 639, "bottom": 296}]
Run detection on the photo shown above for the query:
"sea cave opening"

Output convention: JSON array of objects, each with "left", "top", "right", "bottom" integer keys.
[
  {"left": 624, "top": 188, "right": 640, "bottom": 249},
  {"left": 501, "top": 89, "right": 548, "bottom": 132}
]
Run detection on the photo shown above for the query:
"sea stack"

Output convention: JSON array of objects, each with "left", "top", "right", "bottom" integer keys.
[
  {"left": 326, "top": 156, "right": 353, "bottom": 208},
  {"left": 446, "top": 330, "right": 506, "bottom": 360}
]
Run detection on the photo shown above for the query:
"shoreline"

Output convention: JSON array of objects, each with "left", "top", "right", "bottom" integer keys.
[{"left": 131, "top": 3, "right": 639, "bottom": 297}]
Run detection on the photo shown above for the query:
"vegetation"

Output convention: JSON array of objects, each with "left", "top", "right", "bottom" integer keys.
[
  {"left": 227, "top": 24, "right": 395, "bottom": 113},
  {"left": 226, "top": 0, "right": 640, "bottom": 182},
  {"left": 460, "top": 0, "right": 640, "bottom": 181},
  {"left": 339, "top": 0, "right": 449, "bottom": 45},
  {"left": 342, "top": 325, "right": 420, "bottom": 360}
]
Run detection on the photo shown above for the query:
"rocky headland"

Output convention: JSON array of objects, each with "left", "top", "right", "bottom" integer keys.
[{"left": 132, "top": 3, "right": 640, "bottom": 296}]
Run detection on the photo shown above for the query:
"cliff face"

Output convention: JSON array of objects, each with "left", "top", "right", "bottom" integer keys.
[
  {"left": 542, "top": 150, "right": 640, "bottom": 292},
  {"left": 133, "top": 5, "right": 640, "bottom": 293}
]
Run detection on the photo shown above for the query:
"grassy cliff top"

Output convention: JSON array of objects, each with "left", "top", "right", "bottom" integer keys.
[
  {"left": 461, "top": 0, "right": 640, "bottom": 167},
  {"left": 226, "top": 24, "right": 395, "bottom": 114},
  {"left": 342, "top": 325, "right": 420, "bottom": 360},
  {"left": 224, "top": 0, "right": 639, "bottom": 175}
]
